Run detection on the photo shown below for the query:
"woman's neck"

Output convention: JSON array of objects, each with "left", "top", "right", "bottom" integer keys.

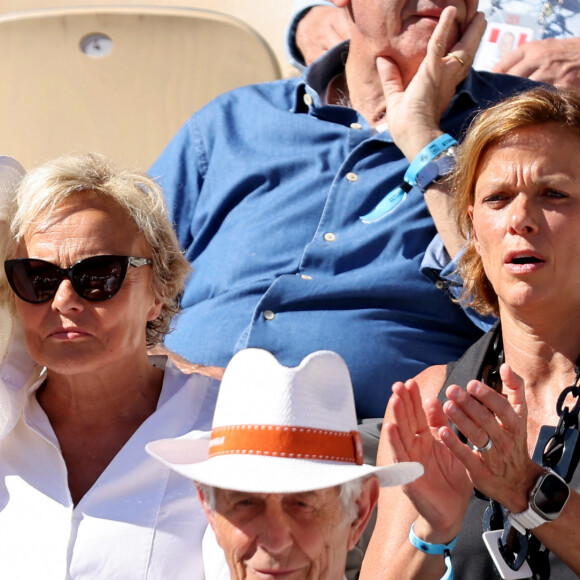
[
  {"left": 500, "top": 313, "right": 580, "bottom": 395},
  {"left": 36, "top": 355, "right": 164, "bottom": 505}
]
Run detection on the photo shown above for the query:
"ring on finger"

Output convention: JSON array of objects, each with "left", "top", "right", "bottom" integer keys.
[
  {"left": 473, "top": 437, "right": 493, "bottom": 453},
  {"left": 447, "top": 52, "right": 465, "bottom": 66}
]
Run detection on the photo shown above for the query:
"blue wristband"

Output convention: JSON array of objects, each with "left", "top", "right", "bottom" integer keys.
[
  {"left": 360, "top": 133, "right": 457, "bottom": 223},
  {"left": 408, "top": 523, "right": 458, "bottom": 580},
  {"left": 404, "top": 134, "right": 457, "bottom": 185}
]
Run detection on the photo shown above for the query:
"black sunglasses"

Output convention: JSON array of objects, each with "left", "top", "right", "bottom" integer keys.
[{"left": 4, "top": 255, "right": 152, "bottom": 304}]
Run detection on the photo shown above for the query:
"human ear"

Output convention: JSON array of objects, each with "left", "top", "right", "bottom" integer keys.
[
  {"left": 197, "top": 486, "right": 220, "bottom": 540},
  {"left": 146, "top": 296, "right": 163, "bottom": 322},
  {"left": 347, "top": 476, "right": 380, "bottom": 550}
]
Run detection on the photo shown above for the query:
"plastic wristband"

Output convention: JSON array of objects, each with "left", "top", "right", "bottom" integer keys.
[
  {"left": 404, "top": 133, "right": 457, "bottom": 186},
  {"left": 360, "top": 133, "right": 457, "bottom": 223},
  {"left": 408, "top": 522, "right": 458, "bottom": 580}
]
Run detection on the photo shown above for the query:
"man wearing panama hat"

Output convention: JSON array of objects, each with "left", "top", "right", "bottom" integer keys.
[{"left": 148, "top": 348, "right": 422, "bottom": 579}]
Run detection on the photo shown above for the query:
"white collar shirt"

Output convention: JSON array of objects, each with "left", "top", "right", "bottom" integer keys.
[{"left": 0, "top": 356, "right": 219, "bottom": 579}]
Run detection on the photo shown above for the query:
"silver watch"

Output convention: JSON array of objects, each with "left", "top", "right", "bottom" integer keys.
[
  {"left": 507, "top": 468, "right": 570, "bottom": 535},
  {"left": 414, "top": 147, "right": 457, "bottom": 192}
]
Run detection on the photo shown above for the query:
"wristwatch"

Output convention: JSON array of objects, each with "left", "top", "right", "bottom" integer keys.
[
  {"left": 507, "top": 468, "right": 570, "bottom": 535},
  {"left": 414, "top": 146, "right": 457, "bottom": 193}
]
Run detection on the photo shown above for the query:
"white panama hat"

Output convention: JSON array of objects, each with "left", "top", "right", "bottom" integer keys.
[{"left": 147, "top": 348, "right": 423, "bottom": 493}]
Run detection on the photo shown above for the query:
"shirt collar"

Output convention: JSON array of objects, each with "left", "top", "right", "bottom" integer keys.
[
  {"left": 305, "top": 41, "right": 350, "bottom": 100},
  {"left": 291, "top": 41, "right": 510, "bottom": 117},
  {"left": 454, "top": 69, "right": 498, "bottom": 109},
  {"left": 292, "top": 41, "right": 350, "bottom": 114}
]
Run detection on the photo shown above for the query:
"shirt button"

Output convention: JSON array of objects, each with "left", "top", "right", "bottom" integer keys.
[
  {"left": 350, "top": 122, "right": 363, "bottom": 130},
  {"left": 303, "top": 94, "right": 313, "bottom": 106},
  {"left": 324, "top": 233, "right": 336, "bottom": 242},
  {"left": 301, "top": 274, "right": 313, "bottom": 280},
  {"left": 346, "top": 172, "right": 358, "bottom": 182},
  {"left": 435, "top": 280, "right": 446, "bottom": 290},
  {"left": 263, "top": 310, "right": 275, "bottom": 320}
]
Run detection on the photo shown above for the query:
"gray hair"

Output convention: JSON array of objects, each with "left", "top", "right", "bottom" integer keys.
[
  {"left": 198, "top": 476, "right": 367, "bottom": 524},
  {"left": 0, "top": 152, "right": 190, "bottom": 347},
  {"left": 338, "top": 477, "right": 365, "bottom": 523}
]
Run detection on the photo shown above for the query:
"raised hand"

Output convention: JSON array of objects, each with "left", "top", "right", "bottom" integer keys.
[
  {"left": 493, "top": 37, "right": 580, "bottom": 90},
  {"left": 378, "top": 5, "right": 486, "bottom": 161},
  {"left": 385, "top": 379, "right": 473, "bottom": 536},
  {"left": 440, "top": 363, "right": 544, "bottom": 513}
]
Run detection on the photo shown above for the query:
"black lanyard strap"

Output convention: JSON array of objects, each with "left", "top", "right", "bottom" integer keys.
[{"left": 479, "top": 330, "right": 580, "bottom": 579}]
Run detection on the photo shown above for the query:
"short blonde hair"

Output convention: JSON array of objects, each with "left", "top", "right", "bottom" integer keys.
[
  {"left": 452, "top": 87, "right": 580, "bottom": 315},
  {"left": 0, "top": 152, "right": 190, "bottom": 347}
]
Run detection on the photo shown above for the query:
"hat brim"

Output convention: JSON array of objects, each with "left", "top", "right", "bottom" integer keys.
[{"left": 146, "top": 435, "right": 423, "bottom": 493}]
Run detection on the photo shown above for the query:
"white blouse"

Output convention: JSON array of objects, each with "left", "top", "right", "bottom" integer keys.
[{"left": 0, "top": 348, "right": 218, "bottom": 580}]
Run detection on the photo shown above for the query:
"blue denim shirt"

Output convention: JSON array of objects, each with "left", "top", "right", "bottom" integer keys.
[{"left": 150, "top": 43, "right": 533, "bottom": 418}]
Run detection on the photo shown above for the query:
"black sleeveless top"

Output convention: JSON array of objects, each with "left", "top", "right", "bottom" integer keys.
[{"left": 439, "top": 324, "right": 580, "bottom": 579}]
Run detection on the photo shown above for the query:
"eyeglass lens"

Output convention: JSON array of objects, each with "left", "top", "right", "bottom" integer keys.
[{"left": 4, "top": 255, "right": 136, "bottom": 303}]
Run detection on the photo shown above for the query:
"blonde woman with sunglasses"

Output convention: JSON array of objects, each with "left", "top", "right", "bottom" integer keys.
[{"left": 0, "top": 153, "right": 219, "bottom": 579}]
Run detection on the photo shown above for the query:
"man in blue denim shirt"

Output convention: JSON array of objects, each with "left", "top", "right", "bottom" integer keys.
[{"left": 150, "top": 0, "right": 534, "bottom": 419}]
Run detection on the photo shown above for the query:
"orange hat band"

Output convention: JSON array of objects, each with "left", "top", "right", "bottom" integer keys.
[{"left": 208, "top": 424, "right": 365, "bottom": 465}]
